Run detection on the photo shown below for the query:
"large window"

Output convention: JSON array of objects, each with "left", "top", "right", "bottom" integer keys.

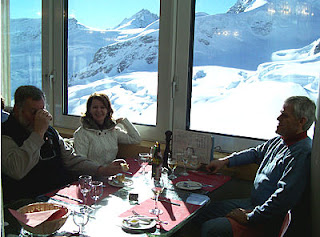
[
  {"left": 190, "top": 0, "right": 320, "bottom": 140},
  {"left": 66, "top": 0, "right": 160, "bottom": 126},
  {"left": 2, "top": 0, "right": 319, "bottom": 150},
  {"left": 7, "top": 0, "right": 42, "bottom": 105}
]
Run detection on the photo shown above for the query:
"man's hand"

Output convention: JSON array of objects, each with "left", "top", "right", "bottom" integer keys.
[
  {"left": 226, "top": 208, "right": 249, "bottom": 225},
  {"left": 34, "top": 109, "right": 52, "bottom": 138},
  {"left": 205, "top": 157, "right": 229, "bottom": 173}
]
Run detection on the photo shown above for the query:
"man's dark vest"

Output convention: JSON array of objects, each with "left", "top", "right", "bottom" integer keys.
[{"left": 1, "top": 115, "right": 72, "bottom": 204}]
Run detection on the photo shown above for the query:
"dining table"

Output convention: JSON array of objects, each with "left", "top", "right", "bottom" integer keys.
[{"left": 6, "top": 157, "right": 231, "bottom": 237}]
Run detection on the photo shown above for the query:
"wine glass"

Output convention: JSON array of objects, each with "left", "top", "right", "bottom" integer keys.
[
  {"left": 168, "top": 154, "right": 178, "bottom": 180},
  {"left": 138, "top": 153, "right": 150, "bottom": 175},
  {"left": 178, "top": 152, "right": 188, "bottom": 176},
  {"left": 73, "top": 209, "right": 89, "bottom": 236},
  {"left": 79, "top": 175, "right": 92, "bottom": 205},
  {"left": 149, "top": 178, "right": 164, "bottom": 215},
  {"left": 90, "top": 181, "right": 103, "bottom": 207},
  {"left": 190, "top": 155, "right": 199, "bottom": 169}
]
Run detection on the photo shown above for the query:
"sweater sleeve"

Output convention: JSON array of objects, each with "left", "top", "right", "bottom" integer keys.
[
  {"left": 116, "top": 118, "right": 141, "bottom": 144},
  {"left": 228, "top": 140, "right": 269, "bottom": 167},
  {"left": 59, "top": 133, "right": 100, "bottom": 176},
  {"left": 1, "top": 132, "right": 44, "bottom": 180},
  {"left": 73, "top": 126, "right": 91, "bottom": 158}
]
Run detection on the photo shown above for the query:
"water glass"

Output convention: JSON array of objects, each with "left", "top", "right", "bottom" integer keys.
[
  {"left": 79, "top": 175, "right": 92, "bottom": 204},
  {"left": 73, "top": 209, "right": 89, "bottom": 235},
  {"left": 138, "top": 153, "right": 150, "bottom": 175},
  {"left": 90, "top": 181, "right": 103, "bottom": 207}
]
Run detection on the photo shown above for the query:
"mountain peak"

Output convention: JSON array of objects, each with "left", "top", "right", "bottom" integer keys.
[
  {"left": 114, "top": 9, "right": 159, "bottom": 30},
  {"left": 228, "top": 0, "right": 268, "bottom": 13}
]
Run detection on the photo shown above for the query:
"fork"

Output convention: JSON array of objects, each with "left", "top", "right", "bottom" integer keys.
[{"left": 132, "top": 210, "right": 168, "bottom": 224}]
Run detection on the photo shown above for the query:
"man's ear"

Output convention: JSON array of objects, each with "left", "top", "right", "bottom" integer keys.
[
  {"left": 300, "top": 117, "right": 307, "bottom": 128},
  {"left": 13, "top": 105, "right": 19, "bottom": 116}
]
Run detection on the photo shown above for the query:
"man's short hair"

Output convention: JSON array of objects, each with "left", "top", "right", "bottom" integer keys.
[
  {"left": 285, "top": 96, "right": 316, "bottom": 131},
  {"left": 14, "top": 85, "right": 45, "bottom": 108}
]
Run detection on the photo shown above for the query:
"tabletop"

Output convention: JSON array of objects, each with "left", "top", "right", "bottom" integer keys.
[{"left": 5, "top": 157, "right": 231, "bottom": 237}]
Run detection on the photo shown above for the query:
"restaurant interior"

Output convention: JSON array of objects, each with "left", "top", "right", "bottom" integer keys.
[{"left": 1, "top": 0, "right": 320, "bottom": 236}]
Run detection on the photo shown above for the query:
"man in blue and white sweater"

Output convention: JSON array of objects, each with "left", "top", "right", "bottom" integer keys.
[{"left": 200, "top": 96, "right": 316, "bottom": 237}]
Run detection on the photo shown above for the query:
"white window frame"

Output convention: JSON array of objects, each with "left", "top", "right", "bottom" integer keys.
[{"left": 46, "top": 0, "right": 173, "bottom": 142}]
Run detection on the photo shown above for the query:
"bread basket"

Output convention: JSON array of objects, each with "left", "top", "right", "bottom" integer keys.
[{"left": 17, "top": 202, "right": 69, "bottom": 235}]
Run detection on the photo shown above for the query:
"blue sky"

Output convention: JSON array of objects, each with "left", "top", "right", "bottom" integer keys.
[{"left": 10, "top": 0, "right": 237, "bottom": 29}]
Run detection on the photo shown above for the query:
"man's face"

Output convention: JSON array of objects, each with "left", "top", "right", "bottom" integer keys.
[
  {"left": 276, "top": 103, "right": 304, "bottom": 139},
  {"left": 15, "top": 98, "right": 45, "bottom": 131}
]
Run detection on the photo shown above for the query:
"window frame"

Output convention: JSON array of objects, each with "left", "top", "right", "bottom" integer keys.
[{"left": 48, "top": 0, "right": 173, "bottom": 142}]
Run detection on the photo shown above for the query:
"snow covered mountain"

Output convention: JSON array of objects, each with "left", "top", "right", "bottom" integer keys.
[{"left": 9, "top": 1, "right": 320, "bottom": 138}]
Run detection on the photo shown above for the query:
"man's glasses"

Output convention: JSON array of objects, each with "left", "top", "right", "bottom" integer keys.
[{"left": 40, "top": 135, "right": 57, "bottom": 160}]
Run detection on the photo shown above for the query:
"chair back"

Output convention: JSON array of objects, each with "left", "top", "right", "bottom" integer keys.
[{"left": 278, "top": 210, "right": 291, "bottom": 237}]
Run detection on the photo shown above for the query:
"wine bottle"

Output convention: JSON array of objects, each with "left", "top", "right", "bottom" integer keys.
[
  {"left": 163, "top": 130, "right": 172, "bottom": 169},
  {"left": 151, "top": 142, "right": 163, "bottom": 180}
]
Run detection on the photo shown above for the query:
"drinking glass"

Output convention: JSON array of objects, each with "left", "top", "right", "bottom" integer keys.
[
  {"left": 178, "top": 152, "right": 189, "bottom": 176},
  {"left": 79, "top": 175, "right": 92, "bottom": 205},
  {"left": 149, "top": 178, "right": 164, "bottom": 215},
  {"left": 90, "top": 181, "right": 103, "bottom": 207},
  {"left": 190, "top": 155, "right": 199, "bottom": 169},
  {"left": 168, "top": 155, "right": 178, "bottom": 180},
  {"left": 73, "top": 209, "right": 89, "bottom": 236},
  {"left": 138, "top": 153, "right": 150, "bottom": 175}
]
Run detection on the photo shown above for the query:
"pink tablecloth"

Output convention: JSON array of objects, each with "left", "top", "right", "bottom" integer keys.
[
  {"left": 125, "top": 157, "right": 152, "bottom": 177},
  {"left": 119, "top": 198, "right": 201, "bottom": 231},
  {"left": 45, "top": 181, "right": 121, "bottom": 205},
  {"left": 172, "top": 170, "right": 231, "bottom": 192}
]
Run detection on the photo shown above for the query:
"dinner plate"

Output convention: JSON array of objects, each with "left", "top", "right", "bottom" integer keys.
[
  {"left": 175, "top": 181, "right": 202, "bottom": 190},
  {"left": 108, "top": 178, "right": 133, "bottom": 188},
  {"left": 122, "top": 216, "right": 157, "bottom": 230}
]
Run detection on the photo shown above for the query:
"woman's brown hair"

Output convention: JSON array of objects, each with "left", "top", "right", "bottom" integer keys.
[{"left": 85, "top": 93, "right": 114, "bottom": 119}]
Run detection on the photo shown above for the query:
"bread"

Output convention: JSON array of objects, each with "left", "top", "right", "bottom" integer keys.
[
  {"left": 116, "top": 173, "right": 125, "bottom": 183},
  {"left": 121, "top": 163, "right": 129, "bottom": 172}
]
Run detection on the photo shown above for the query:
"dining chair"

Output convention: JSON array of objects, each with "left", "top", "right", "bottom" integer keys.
[{"left": 278, "top": 210, "right": 291, "bottom": 237}]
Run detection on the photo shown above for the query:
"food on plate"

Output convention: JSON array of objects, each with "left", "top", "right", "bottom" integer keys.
[
  {"left": 121, "top": 163, "right": 129, "bottom": 172},
  {"left": 116, "top": 173, "right": 125, "bottom": 183}
]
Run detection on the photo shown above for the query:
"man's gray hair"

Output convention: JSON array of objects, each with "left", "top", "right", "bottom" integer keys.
[
  {"left": 285, "top": 96, "right": 316, "bottom": 131},
  {"left": 14, "top": 85, "right": 45, "bottom": 108}
]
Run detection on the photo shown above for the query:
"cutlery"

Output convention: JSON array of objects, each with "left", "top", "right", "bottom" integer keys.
[
  {"left": 131, "top": 210, "right": 168, "bottom": 224},
  {"left": 55, "top": 193, "right": 83, "bottom": 203},
  {"left": 152, "top": 197, "right": 181, "bottom": 206}
]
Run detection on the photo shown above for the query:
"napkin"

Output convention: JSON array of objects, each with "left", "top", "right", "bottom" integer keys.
[
  {"left": 125, "top": 157, "right": 152, "bottom": 177},
  {"left": 9, "top": 208, "right": 61, "bottom": 228},
  {"left": 45, "top": 181, "right": 120, "bottom": 205},
  {"left": 173, "top": 170, "right": 231, "bottom": 192},
  {"left": 119, "top": 198, "right": 202, "bottom": 231}
]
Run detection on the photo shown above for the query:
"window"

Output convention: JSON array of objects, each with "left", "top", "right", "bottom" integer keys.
[
  {"left": 190, "top": 0, "right": 319, "bottom": 142},
  {"left": 66, "top": 0, "right": 160, "bottom": 126},
  {"left": 4, "top": 0, "right": 42, "bottom": 105}
]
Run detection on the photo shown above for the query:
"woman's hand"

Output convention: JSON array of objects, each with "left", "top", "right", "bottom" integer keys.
[
  {"left": 97, "top": 159, "right": 128, "bottom": 176},
  {"left": 116, "top": 118, "right": 124, "bottom": 124}
]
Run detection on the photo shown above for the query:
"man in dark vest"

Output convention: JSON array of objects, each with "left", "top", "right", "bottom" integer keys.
[{"left": 1, "top": 85, "right": 126, "bottom": 204}]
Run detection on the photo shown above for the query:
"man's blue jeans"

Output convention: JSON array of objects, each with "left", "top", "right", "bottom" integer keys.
[{"left": 197, "top": 198, "right": 254, "bottom": 237}]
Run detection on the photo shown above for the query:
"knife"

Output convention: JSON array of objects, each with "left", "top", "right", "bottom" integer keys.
[
  {"left": 54, "top": 193, "right": 83, "bottom": 203},
  {"left": 152, "top": 197, "right": 181, "bottom": 206}
]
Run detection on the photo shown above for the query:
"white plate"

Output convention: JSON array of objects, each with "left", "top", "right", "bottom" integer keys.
[
  {"left": 176, "top": 181, "right": 202, "bottom": 190},
  {"left": 122, "top": 216, "right": 157, "bottom": 230},
  {"left": 108, "top": 178, "right": 133, "bottom": 188}
]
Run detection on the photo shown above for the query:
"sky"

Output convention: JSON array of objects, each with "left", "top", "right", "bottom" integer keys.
[{"left": 10, "top": 0, "right": 237, "bottom": 29}]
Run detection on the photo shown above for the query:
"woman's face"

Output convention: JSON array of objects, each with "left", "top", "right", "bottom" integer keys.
[{"left": 89, "top": 98, "right": 108, "bottom": 125}]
